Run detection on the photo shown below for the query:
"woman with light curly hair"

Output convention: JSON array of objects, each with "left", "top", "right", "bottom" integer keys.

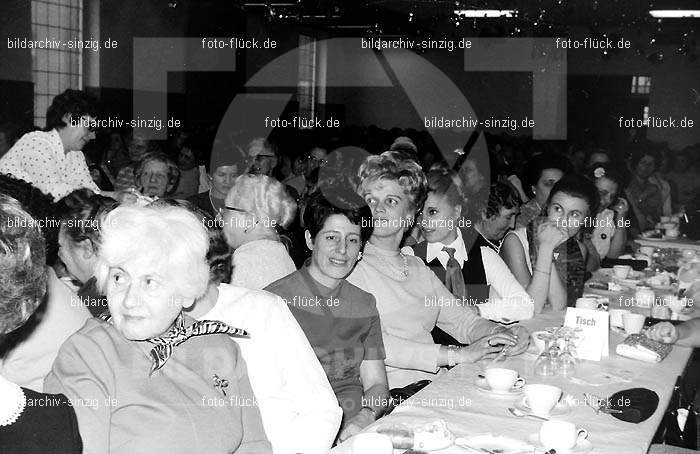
[
  {"left": 45, "top": 204, "right": 271, "bottom": 454},
  {"left": 220, "top": 174, "right": 297, "bottom": 289},
  {"left": 345, "top": 150, "right": 529, "bottom": 390}
]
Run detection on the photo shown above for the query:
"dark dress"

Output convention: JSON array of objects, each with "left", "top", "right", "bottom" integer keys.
[{"left": 0, "top": 388, "right": 82, "bottom": 454}]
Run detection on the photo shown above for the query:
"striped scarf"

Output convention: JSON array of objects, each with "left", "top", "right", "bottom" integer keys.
[{"left": 100, "top": 311, "right": 248, "bottom": 375}]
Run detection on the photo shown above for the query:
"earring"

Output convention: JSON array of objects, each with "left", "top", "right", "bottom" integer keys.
[{"left": 357, "top": 251, "right": 363, "bottom": 260}]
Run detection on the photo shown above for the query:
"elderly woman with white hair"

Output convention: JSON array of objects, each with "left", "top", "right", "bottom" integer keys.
[
  {"left": 220, "top": 174, "right": 297, "bottom": 289},
  {"left": 44, "top": 204, "right": 271, "bottom": 454}
]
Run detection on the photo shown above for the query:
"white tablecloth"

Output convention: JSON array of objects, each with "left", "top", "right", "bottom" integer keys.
[{"left": 333, "top": 310, "right": 695, "bottom": 454}]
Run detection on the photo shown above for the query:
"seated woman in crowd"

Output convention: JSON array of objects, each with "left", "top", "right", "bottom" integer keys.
[
  {"left": 502, "top": 175, "right": 599, "bottom": 312},
  {"left": 625, "top": 148, "right": 672, "bottom": 233},
  {"left": 133, "top": 152, "right": 180, "bottom": 199},
  {"left": 408, "top": 171, "right": 533, "bottom": 325},
  {"left": 220, "top": 174, "right": 297, "bottom": 289},
  {"left": 0, "top": 177, "right": 90, "bottom": 392},
  {"left": 188, "top": 144, "right": 244, "bottom": 218},
  {"left": 55, "top": 188, "right": 117, "bottom": 317},
  {"left": 112, "top": 131, "right": 151, "bottom": 191},
  {"left": 0, "top": 194, "right": 82, "bottom": 454},
  {"left": 516, "top": 153, "right": 572, "bottom": 228},
  {"left": 345, "top": 151, "right": 529, "bottom": 390},
  {"left": 585, "top": 164, "right": 629, "bottom": 265},
  {"left": 187, "top": 209, "right": 342, "bottom": 454},
  {"left": 266, "top": 190, "right": 390, "bottom": 443},
  {"left": 45, "top": 204, "right": 271, "bottom": 454},
  {"left": 171, "top": 139, "right": 202, "bottom": 200}
]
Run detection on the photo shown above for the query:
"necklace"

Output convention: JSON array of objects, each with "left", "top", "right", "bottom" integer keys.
[
  {"left": 365, "top": 243, "right": 409, "bottom": 279},
  {"left": 474, "top": 225, "right": 502, "bottom": 253},
  {"left": 0, "top": 376, "right": 26, "bottom": 427}
]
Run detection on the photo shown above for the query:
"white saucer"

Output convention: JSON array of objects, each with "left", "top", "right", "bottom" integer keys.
[
  {"left": 514, "top": 397, "right": 571, "bottom": 417},
  {"left": 475, "top": 377, "right": 524, "bottom": 397},
  {"left": 528, "top": 433, "right": 593, "bottom": 453}
]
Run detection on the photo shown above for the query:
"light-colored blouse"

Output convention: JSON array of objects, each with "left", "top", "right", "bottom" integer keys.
[
  {"left": 198, "top": 284, "right": 342, "bottom": 454},
  {"left": 230, "top": 239, "right": 297, "bottom": 290},
  {"left": 44, "top": 316, "right": 271, "bottom": 454},
  {"left": 347, "top": 243, "right": 498, "bottom": 389},
  {"left": 0, "top": 267, "right": 90, "bottom": 392}
]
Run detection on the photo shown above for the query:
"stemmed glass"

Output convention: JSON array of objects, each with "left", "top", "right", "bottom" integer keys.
[
  {"left": 534, "top": 339, "right": 559, "bottom": 376},
  {"left": 557, "top": 334, "right": 579, "bottom": 378}
]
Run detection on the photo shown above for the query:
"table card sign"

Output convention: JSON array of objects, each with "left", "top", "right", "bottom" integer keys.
[{"left": 564, "top": 308, "right": 609, "bottom": 361}]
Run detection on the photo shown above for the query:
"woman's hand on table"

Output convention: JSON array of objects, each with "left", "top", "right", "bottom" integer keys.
[
  {"left": 457, "top": 333, "right": 517, "bottom": 363},
  {"left": 337, "top": 408, "right": 375, "bottom": 443},
  {"left": 648, "top": 322, "right": 679, "bottom": 344},
  {"left": 502, "top": 325, "right": 530, "bottom": 355}
]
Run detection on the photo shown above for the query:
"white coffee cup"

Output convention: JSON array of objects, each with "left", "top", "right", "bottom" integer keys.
[
  {"left": 484, "top": 368, "right": 525, "bottom": 393},
  {"left": 622, "top": 312, "right": 647, "bottom": 334},
  {"left": 531, "top": 331, "right": 548, "bottom": 354},
  {"left": 609, "top": 309, "right": 630, "bottom": 328},
  {"left": 523, "top": 384, "right": 562, "bottom": 416},
  {"left": 576, "top": 297, "right": 604, "bottom": 310},
  {"left": 613, "top": 265, "right": 632, "bottom": 279},
  {"left": 539, "top": 420, "right": 588, "bottom": 451},
  {"left": 351, "top": 433, "right": 393, "bottom": 454}
]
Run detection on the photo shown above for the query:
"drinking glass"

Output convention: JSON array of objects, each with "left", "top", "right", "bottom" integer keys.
[
  {"left": 534, "top": 341, "right": 559, "bottom": 377},
  {"left": 557, "top": 339, "right": 578, "bottom": 378}
]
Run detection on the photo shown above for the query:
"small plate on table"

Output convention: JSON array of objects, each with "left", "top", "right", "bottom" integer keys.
[
  {"left": 474, "top": 376, "right": 524, "bottom": 397},
  {"left": 514, "top": 397, "right": 571, "bottom": 417},
  {"left": 455, "top": 434, "right": 534, "bottom": 454},
  {"left": 527, "top": 433, "right": 593, "bottom": 453}
]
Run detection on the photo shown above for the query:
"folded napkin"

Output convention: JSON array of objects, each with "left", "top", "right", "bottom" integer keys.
[{"left": 615, "top": 334, "right": 672, "bottom": 363}]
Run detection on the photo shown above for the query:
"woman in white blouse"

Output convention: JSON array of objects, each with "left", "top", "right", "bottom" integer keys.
[{"left": 187, "top": 223, "right": 341, "bottom": 454}]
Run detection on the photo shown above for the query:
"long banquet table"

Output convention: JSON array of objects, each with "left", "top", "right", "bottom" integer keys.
[{"left": 333, "top": 308, "right": 697, "bottom": 454}]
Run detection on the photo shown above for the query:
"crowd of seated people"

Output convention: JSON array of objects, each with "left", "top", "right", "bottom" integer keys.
[{"left": 2, "top": 88, "right": 700, "bottom": 452}]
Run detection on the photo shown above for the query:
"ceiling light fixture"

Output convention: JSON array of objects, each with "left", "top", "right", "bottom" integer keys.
[
  {"left": 649, "top": 10, "right": 700, "bottom": 18},
  {"left": 454, "top": 9, "right": 516, "bottom": 18}
]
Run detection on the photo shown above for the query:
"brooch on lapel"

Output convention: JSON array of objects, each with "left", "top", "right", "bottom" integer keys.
[{"left": 212, "top": 374, "right": 229, "bottom": 396}]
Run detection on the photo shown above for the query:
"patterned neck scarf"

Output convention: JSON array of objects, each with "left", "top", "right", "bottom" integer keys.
[
  {"left": 100, "top": 311, "right": 248, "bottom": 375},
  {"left": 526, "top": 217, "right": 586, "bottom": 307}
]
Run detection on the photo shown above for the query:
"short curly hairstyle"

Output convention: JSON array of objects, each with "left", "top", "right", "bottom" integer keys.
[
  {"left": 227, "top": 174, "right": 297, "bottom": 229},
  {"left": 55, "top": 189, "right": 117, "bottom": 251},
  {"left": 357, "top": 150, "right": 427, "bottom": 214},
  {"left": 481, "top": 182, "right": 522, "bottom": 219},
  {"left": 0, "top": 194, "right": 47, "bottom": 336},
  {"left": 303, "top": 190, "right": 374, "bottom": 244},
  {"left": 136, "top": 152, "right": 180, "bottom": 197},
  {"left": 45, "top": 89, "right": 99, "bottom": 131}
]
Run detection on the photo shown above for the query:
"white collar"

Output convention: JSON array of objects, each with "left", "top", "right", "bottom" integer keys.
[
  {"left": 426, "top": 229, "right": 468, "bottom": 269},
  {"left": 0, "top": 375, "right": 26, "bottom": 427}
]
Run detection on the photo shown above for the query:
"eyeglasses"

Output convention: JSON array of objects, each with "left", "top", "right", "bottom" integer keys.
[{"left": 217, "top": 206, "right": 247, "bottom": 219}]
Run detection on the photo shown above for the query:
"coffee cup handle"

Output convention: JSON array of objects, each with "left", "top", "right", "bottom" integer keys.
[
  {"left": 576, "top": 428, "right": 588, "bottom": 441},
  {"left": 513, "top": 377, "right": 525, "bottom": 389}
]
